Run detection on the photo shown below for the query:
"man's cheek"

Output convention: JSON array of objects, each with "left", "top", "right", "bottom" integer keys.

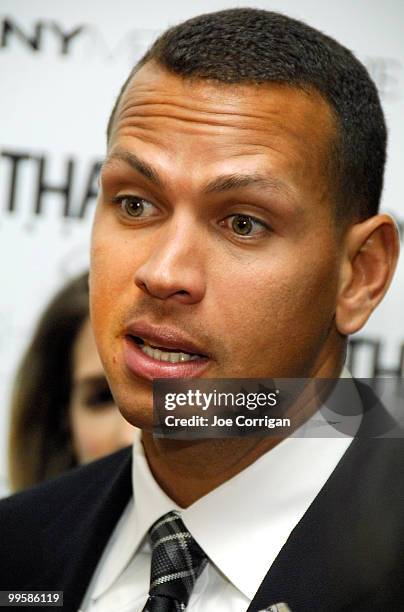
[{"left": 228, "top": 274, "right": 295, "bottom": 322}]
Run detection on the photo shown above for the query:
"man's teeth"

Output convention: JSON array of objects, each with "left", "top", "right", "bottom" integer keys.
[{"left": 140, "top": 344, "right": 199, "bottom": 363}]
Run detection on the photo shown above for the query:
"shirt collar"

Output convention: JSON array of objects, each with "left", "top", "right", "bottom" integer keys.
[
  {"left": 132, "top": 429, "right": 181, "bottom": 540},
  {"left": 90, "top": 430, "right": 180, "bottom": 600}
]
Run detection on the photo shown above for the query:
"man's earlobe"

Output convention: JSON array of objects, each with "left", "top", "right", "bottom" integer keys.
[{"left": 336, "top": 214, "right": 400, "bottom": 336}]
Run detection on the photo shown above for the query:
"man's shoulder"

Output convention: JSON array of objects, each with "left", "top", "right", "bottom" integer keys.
[
  {"left": 0, "top": 445, "right": 132, "bottom": 534},
  {"left": 0, "top": 447, "right": 132, "bottom": 596},
  {"left": 0, "top": 446, "right": 132, "bottom": 592}
]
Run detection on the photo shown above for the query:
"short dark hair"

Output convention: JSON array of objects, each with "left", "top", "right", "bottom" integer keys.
[{"left": 107, "top": 8, "right": 386, "bottom": 221}]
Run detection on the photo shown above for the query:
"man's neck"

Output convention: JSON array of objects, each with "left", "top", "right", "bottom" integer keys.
[
  {"left": 142, "top": 353, "right": 345, "bottom": 507},
  {"left": 141, "top": 433, "right": 281, "bottom": 507}
]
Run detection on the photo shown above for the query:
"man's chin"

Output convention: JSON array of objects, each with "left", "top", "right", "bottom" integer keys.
[{"left": 117, "top": 397, "right": 154, "bottom": 431}]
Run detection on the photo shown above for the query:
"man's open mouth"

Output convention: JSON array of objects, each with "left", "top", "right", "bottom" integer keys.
[
  {"left": 123, "top": 324, "right": 210, "bottom": 380},
  {"left": 130, "top": 336, "right": 204, "bottom": 363}
]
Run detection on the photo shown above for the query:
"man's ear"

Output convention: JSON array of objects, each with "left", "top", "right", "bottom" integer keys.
[{"left": 336, "top": 214, "right": 400, "bottom": 336}]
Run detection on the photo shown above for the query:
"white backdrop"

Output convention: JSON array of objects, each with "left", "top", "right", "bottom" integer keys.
[{"left": 1, "top": 0, "right": 403, "bottom": 494}]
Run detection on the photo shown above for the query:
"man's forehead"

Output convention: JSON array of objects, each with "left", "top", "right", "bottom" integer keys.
[
  {"left": 122, "top": 60, "right": 265, "bottom": 111},
  {"left": 105, "top": 61, "right": 338, "bottom": 221},
  {"left": 112, "top": 60, "right": 337, "bottom": 148}
]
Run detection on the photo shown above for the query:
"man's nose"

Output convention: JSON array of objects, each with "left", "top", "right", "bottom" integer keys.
[{"left": 134, "top": 217, "right": 206, "bottom": 304}]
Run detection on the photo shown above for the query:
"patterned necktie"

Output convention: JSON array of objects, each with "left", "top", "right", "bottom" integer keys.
[{"left": 142, "top": 511, "right": 208, "bottom": 612}]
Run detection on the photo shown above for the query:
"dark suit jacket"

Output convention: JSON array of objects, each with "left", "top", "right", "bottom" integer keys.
[{"left": 1, "top": 382, "right": 403, "bottom": 612}]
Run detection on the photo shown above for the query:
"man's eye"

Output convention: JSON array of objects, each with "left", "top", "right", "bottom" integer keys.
[
  {"left": 222, "top": 214, "right": 267, "bottom": 237},
  {"left": 112, "top": 195, "right": 157, "bottom": 218}
]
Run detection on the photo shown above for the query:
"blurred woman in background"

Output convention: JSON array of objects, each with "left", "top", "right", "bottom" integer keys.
[{"left": 8, "top": 272, "right": 134, "bottom": 492}]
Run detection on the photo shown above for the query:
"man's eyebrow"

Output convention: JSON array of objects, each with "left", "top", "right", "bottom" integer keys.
[
  {"left": 202, "top": 172, "right": 291, "bottom": 195},
  {"left": 102, "top": 150, "right": 163, "bottom": 188},
  {"left": 103, "top": 150, "right": 292, "bottom": 198}
]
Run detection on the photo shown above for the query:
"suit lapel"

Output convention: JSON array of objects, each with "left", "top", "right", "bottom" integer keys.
[
  {"left": 38, "top": 448, "right": 132, "bottom": 612},
  {"left": 248, "top": 384, "right": 401, "bottom": 612}
]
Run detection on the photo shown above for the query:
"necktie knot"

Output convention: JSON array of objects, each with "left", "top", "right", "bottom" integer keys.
[{"left": 143, "top": 511, "right": 207, "bottom": 612}]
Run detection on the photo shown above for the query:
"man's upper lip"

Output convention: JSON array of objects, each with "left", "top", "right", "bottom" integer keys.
[{"left": 124, "top": 321, "right": 209, "bottom": 357}]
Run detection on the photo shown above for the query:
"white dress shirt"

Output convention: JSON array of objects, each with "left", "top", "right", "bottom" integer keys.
[{"left": 80, "top": 372, "right": 361, "bottom": 612}]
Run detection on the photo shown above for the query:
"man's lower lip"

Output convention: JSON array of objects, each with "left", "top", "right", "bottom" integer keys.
[{"left": 123, "top": 337, "right": 210, "bottom": 381}]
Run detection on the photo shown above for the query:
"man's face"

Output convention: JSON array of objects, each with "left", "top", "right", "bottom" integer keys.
[{"left": 90, "top": 62, "right": 345, "bottom": 428}]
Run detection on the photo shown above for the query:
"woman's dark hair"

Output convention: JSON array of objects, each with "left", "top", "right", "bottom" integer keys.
[
  {"left": 8, "top": 272, "right": 89, "bottom": 491},
  {"left": 108, "top": 8, "right": 386, "bottom": 222}
]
